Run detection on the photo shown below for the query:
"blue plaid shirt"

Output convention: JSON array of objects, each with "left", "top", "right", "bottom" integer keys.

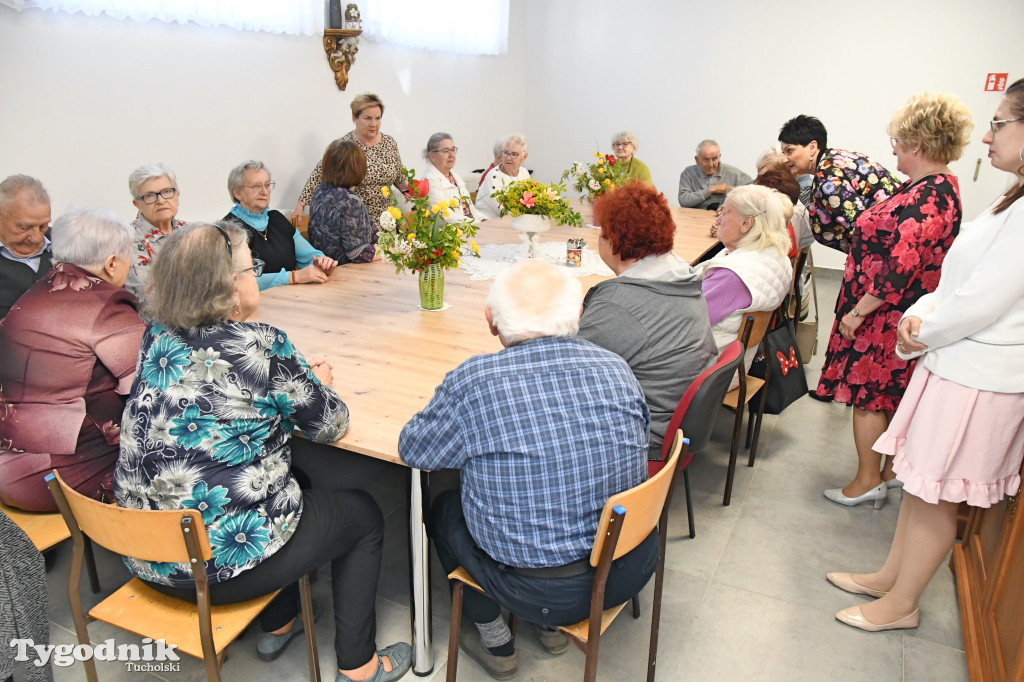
[{"left": 400, "top": 336, "right": 650, "bottom": 568}]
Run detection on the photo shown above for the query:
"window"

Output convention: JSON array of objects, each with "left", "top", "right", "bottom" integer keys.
[{"left": 357, "top": 0, "right": 508, "bottom": 56}]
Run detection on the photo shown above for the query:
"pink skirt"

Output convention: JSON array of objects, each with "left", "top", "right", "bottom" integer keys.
[{"left": 874, "top": 367, "right": 1024, "bottom": 507}]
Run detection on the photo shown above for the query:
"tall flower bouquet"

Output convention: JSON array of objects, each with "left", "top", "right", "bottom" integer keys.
[
  {"left": 561, "top": 152, "right": 627, "bottom": 201},
  {"left": 377, "top": 168, "right": 480, "bottom": 274},
  {"left": 490, "top": 178, "right": 582, "bottom": 227}
]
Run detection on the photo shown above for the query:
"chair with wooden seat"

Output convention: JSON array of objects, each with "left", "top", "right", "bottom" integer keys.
[
  {"left": 720, "top": 310, "right": 774, "bottom": 506},
  {"left": 45, "top": 471, "right": 321, "bottom": 682},
  {"left": 290, "top": 212, "right": 310, "bottom": 240},
  {"left": 0, "top": 499, "right": 100, "bottom": 593},
  {"left": 445, "top": 431, "right": 687, "bottom": 682},
  {"left": 648, "top": 340, "right": 744, "bottom": 538}
]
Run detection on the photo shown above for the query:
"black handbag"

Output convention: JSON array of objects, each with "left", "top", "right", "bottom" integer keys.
[{"left": 748, "top": 310, "right": 809, "bottom": 415}]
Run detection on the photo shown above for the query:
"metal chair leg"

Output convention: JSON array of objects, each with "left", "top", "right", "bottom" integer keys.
[
  {"left": 83, "top": 536, "right": 100, "bottom": 594},
  {"left": 631, "top": 594, "right": 641, "bottom": 619},
  {"left": 684, "top": 469, "right": 695, "bottom": 539},
  {"left": 299, "top": 574, "right": 321, "bottom": 682}
]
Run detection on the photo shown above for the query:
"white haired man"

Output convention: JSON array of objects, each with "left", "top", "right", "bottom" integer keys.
[
  {"left": 400, "top": 260, "right": 654, "bottom": 679},
  {"left": 678, "top": 139, "right": 752, "bottom": 211},
  {"left": 0, "top": 175, "right": 52, "bottom": 318}
]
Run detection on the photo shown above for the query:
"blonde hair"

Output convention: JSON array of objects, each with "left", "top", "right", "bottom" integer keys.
[
  {"left": 350, "top": 92, "right": 385, "bottom": 117},
  {"left": 725, "top": 185, "right": 791, "bottom": 257},
  {"left": 888, "top": 92, "right": 973, "bottom": 164}
]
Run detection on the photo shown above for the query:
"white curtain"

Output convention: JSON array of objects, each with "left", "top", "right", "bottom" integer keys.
[
  {"left": 359, "top": 0, "right": 508, "bottom": 56},
  {"left": 0, "top": 0, "right": 323, "bottom": 36}
]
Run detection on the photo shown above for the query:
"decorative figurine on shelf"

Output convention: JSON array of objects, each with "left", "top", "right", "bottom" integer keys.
[{"left": 345, "top": 3, "right": 361, "bottom": 30}]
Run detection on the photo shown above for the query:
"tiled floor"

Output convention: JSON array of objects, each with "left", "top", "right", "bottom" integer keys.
[{"left": 31, "top": 271, "right": 969, "bottom": 682}]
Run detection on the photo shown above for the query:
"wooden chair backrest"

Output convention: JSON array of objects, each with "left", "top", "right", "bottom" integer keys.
[
  {"left": 738, "top": 309, "right": 774, "bottom": 349},
  {"left": 290, "top": 213, "right": 310, "bottom": 239},
  {"left": 46, "top": 471, "right": 212, "bottom": 564},
  {"left": 590, "top": 430, "right": 682, "bottom": 566}
]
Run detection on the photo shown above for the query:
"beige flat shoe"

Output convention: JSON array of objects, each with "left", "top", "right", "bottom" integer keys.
[
  {"left": 826, "top": 572, "right": 889, "bottom": 598},
  {"left": 835, "top": 605, "right": 919, "bottom": 632}
]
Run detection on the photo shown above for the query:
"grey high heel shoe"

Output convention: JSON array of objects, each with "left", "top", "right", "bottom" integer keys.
[{"left": 823, "top": 482, "right": 888, "bottom": 509}]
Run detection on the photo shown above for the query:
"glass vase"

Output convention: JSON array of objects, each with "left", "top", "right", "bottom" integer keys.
[{"left": 418, "top": 263, "right": 445, "bottom": 310}]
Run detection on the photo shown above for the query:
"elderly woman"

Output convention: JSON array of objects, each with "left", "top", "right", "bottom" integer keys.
[
  {"left": 755, "top": 162, "right": 814, "bottom": 255},
  {"left": 222, "top": 160, "right": 337, "bottom": 291},
  {"left": 0, "top": 207, "right": 144, "bottom": 511},
  {"left": 699, "top": 185, "right": 793, "bottom": 365},
  {"left": 295, "top": 92, "right": 408, "bottom": 231},
  {"left": 421, "top": 132, "right": 482, "bottom": 223},
  {"left": 125, "top": 163, "right": 188, "bottom": 300},
  {"left": 817, "top": 93, "right": 972, "bottom": 510},
  {"left": 611, "top": 130, "right": 653, "bottom": 184},
  {"left": 828, "top": 80, "right": 1024, "bottom": 634},
  {"left": 475, "top": 133, "right": 531, "bottom": 220},
  {"left": 578, "top": 180, "right": 717, "bottom": 462},
  {"left": 779, "top": 115, "right": 899, "bottom": 253},
  {"left": 477, "top": 136, "right": 505, "bottom": 190},
  {"left": 308, "top": 139, "right": 377, "bottom": 264},
  {"left": 114, "top": 223, "right": 411, "bottom": 682}
]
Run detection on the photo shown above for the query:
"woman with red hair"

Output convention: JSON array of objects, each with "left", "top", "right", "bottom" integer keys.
[{"left": 578, "top": 180, "right": 717, "bottom": 461}]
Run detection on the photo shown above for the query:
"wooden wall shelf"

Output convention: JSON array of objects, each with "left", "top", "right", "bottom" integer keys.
[{"left": 323, "top": 28, "right": 362, "bottom": 90}]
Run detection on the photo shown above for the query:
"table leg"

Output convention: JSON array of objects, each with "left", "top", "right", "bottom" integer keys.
[{"left": 409, "top": 467, "right": 433, "bottom": 675}]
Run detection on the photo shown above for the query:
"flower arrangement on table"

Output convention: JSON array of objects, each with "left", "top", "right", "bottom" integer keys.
[
  {"left": 377, "top": 168, "right": 479, "bottom": 309},
  {"left": 490, "top": 178, "right": 582, "bottom": 227},
  {"left": 561, "top": 152, "right": 627, "bottom": 201}
]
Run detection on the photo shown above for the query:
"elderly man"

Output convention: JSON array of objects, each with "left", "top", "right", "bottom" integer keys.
[
  {"left": 678, "top": 139, "right": 752, "bottom": 210},
  {"left": 474, "top": 133, "right": 531, "bottom": 220},
  {"left": 400, "top": 260, "right": 655, "bottom": 680},
  {"left": 0, "top": 175, "right": 52, "bottom": 319}
]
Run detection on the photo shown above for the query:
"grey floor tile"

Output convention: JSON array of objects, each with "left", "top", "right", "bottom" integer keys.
[{"left": 904, "top": 636, "right": 969, "bottom": 682}]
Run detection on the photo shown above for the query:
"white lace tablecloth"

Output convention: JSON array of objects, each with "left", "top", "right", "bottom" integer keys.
[{"left": 459, "top": 239, "right": 613, "bottom": 281}]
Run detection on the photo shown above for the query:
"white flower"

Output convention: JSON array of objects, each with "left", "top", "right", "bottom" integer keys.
[
  {"left": 588, "top": 179, "right": 600, "bottom": 191},
  {"left": 412, "top": 239, "right": 427, "bottom": 250},
  {"left": 572, "top": 161, "right": 586, "bottom": 176},
  {"left": 379, "top": 211, "right": 397, "bottom": 232}
]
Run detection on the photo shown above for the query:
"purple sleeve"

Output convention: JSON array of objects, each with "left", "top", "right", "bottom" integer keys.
[{"left": 702, "top": 268, "right": 752, "bottom": 325}]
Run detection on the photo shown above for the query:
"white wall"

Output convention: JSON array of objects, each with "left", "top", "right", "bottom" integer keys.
[
  {"left": 0, "top": 4, "right": 527, "bottom": 222},
  {"left": 521, "top": 0, "right": 1024, "bottom": 268}
]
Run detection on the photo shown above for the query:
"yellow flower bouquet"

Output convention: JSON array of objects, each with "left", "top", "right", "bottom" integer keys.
[
  {"left": 490, "top": 178, "right": 582, "bottom": 227},
  {"left": 561, "top": 152, "right": 627, "bottom": 201}
]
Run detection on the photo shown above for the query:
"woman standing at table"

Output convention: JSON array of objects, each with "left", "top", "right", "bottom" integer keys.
[
  {"left": 828, "top": 79, "right": 1024, "bottom": 633},
  {"left": 116, "top": 223, "right": 412, "bottom": 681},
  {"left": 294, "top": 93, "right": 408, "bottom": 230}
]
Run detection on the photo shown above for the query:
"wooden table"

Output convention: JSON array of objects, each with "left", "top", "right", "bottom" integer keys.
[{"left": 254, "top": 202, "right": 718, "bottom": 675}]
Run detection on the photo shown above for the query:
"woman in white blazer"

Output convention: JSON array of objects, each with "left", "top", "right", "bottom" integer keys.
[
  {"left": 827, "top": 78, "right": 1024, "bottom": 634},
  {"left": 421, "top": 133, "right": 482, "bottom": 224}
]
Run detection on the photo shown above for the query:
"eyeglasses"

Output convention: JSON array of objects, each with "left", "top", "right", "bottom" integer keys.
[
  {"left": 990, "top": 118, "right": 1023, "bottom": 134},
  {"left": 136, "top": 187, "right": 178, "bottom": 204},
  {"left": 501, "top": 151, "right": 521, "bottom": 159},
  {"left": 430, "top": 147, "right": 458, "bottom": 155},
  {"left": 889, "top": 137, "right": 901, "bottom": 149},
  {"left": 612, "top": 141, "right": 633, "bottom": 148},
  {"left": 239, "top": 258, "right": 264, "bottom": 277},
  {"left": 243, "top": 181, "right": 276, "bottom": 191}
]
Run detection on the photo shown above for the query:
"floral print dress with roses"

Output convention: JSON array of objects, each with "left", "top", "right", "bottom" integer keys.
[
  {"left": 808, "top": 148, "right": 898, "bottom": 253},
  {"left": 114, "top": 321, "right": 349, "bottom": 587},
  {"left": 815, "top": 174, "right": 961, "bottom": 413}
]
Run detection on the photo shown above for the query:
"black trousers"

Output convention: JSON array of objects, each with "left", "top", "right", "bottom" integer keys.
[
  {"left": 428, "top": 489, "right": 659, "bottom": 628},
  {"left": 145, "top": 443, "right": 385, "bottom": 670}
]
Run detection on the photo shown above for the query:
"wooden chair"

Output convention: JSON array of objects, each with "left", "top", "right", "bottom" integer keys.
[
  {"left": 45, "top": 471, "right": 321, "bottom": 682},
  {"left": 0, "top": 499, "right": 100, "bottom": 593},
  {"left": 648, "top": 340, "right": 744, "bottom": 538},
  {"left": 290, "top": 212, "right": 310, "bottom": 240},
  {"left": 445, "top": 431, "right": 687, "bottom": 682},
  {"left": 720, "top": 311, "right": 774, "bottom": 506}
]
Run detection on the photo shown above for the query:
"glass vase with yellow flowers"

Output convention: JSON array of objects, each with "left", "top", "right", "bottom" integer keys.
[{"left": 377, "top": 168, "right": 480, "bottom": 310}]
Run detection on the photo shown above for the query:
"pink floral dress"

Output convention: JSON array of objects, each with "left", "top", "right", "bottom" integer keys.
[{"left": 815, "top": 174, "right": 961, "bottom": 412}]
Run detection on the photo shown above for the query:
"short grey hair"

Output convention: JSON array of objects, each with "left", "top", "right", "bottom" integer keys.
[
  {"left": 755, "top": 146, "right": 785, "bottom": 173},
  {"left": 145, "top": 222, "right": 249, "bottom": 329},
  {"left": 611, "top": 130, "right": 638, "bottom": 149},
  {"left": 128, "top": 163, "right": 177, "bottom": 200},
  {"left": 227, "top": 160, "right": 270, "bottom": 204},
  {"left": 492, "top": 136, "right": 505, "bottom": 158},
  {"left": 503, "top": 133, "right": 529, "bottom": 153},
  {"left": 486, "top": 260, "right": 582, "bottom": 346},
  {"left": 725, "top": 185, "right": 792, "bottom": 256},
  {"left": 695, "top": 139, "right": 720, "bottom": 156},
  {"left": 51, "top": 206, "right": 134, "bottom": 268},
  {"left": 423, "top": 132, "right": 453, "bottom": 160},
  {"left": 0, "top": 175, "right": 49, "bottom": 217}
]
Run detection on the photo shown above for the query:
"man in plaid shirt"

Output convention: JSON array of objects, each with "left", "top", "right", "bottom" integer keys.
[{"left": 401, "top": 260, "right": 655, "bottom": 680}]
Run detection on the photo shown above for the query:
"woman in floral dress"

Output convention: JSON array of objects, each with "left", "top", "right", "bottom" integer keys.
[
  {"left": 815, "top": 93, "right": 973, "bottom": 510},
  {"left": 114, "top": 223, "right": 411, "bottom": 682}
]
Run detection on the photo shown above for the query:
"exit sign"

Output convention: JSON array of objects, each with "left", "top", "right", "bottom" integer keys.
[{"left": 985, "top": 73, "right": 1008, "bottom": 91}]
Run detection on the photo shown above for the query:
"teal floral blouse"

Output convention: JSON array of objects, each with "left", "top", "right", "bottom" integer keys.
[{"left": 114, "top": 321, "right": 349, "bottom": 587}]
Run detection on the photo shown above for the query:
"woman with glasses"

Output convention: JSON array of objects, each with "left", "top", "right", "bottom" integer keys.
[
  {"left": 475, "top": 133, "right": 530, "bottom": 219},
  {"left": 0, "top": 207, "right": 144, "bottom": 512},
  {"left": 421, "top": 132, "right": 482, "bottom": 223},
  {"left": 125, "top": 162, "right": 189, "bottom": 300},
  {"left": 294, "top": 92, "right": 408, "bottom": 233},
  {"left": 829, "top": 79, "right": 1024, "bottom": 634},
  {"left": 610, "top": 130, "right": 653, "bottom": 184},
  {"left": 815, "top": 93, "right": 972, "bottom": 510},
  {"left": 115, "top": 223, "right": 412, "bottom": 681},
  {"left": 222, "top": 160, "right": 338, "bottom": 291}
]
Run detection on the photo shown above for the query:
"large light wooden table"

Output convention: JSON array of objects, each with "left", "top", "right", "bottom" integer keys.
[{"left": 254, "top": 202, "right": 717, "bottom": 675}]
